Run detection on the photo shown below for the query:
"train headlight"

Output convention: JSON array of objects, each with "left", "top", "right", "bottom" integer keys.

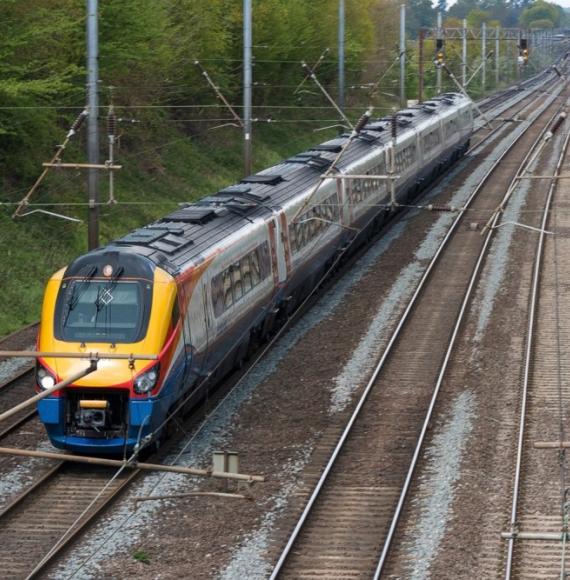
[
  {"left": 36, "top": 364, "right": 56, "bottom": 390},
  {"left": 134, "top": 364, "right": 160, "bottom": 394}
]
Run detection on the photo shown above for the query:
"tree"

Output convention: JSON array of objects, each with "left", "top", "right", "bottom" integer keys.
[
  {"left": 406, "top": 0, "right": 436, "bottom": 38},
  {"left": 519, "top": 0, "right": 561, "bottom": 27}
]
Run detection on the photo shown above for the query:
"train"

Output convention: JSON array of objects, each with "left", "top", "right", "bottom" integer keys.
[{"left": 36, "top": 92, "right": 474, "bottom": 454}]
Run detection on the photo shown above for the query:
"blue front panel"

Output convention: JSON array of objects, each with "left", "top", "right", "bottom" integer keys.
[{"left": 37, "top": 395, "right": 172, "bottom": 455}]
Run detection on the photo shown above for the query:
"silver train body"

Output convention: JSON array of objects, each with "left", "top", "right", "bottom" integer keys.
[
  {"left": 166, "top": 92, "right": 473, "bottom": 397},
  {"left": 38, "top": 92, "right": 473, "bottom": 453}
]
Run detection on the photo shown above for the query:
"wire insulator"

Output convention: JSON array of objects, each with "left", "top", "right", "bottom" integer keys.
[
  {"left": 354, "top": 109, "right": 372, "bottom": 134},
  {"left": 69, "top": 109, "right": 88, "bottom": 134},
  {"left": 107, "top": 108, "right": 117, "bottom": 137}
]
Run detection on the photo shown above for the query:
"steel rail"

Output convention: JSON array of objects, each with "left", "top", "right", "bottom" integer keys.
[
  {"left": 0, "top": 456, "right": 141, "bottom": 579},
  {"left": 375, "top": 94, "right": 568, "bottom": 580},
  {"left": 467, "top": 84, "right": 553, "bottom": 157},
  {"left": 0, "top": 461, "right": 64, "bottom": 520},
  {"left": 0, "top": 64, "right": 558, "bottom": 580},
  {"left": 0, "top": 409, "right": 36, "bottom": 441},
  {"left": 0, "top": 322, "right": 38, "bottom": 347},
  {"left": 0, "top": 365, "right": 34, "bottom": 394},
  {"left": 374, "top": 104, "right": 569, "bottom": 580},
  {"left": 0, "top": 368, "right": 37, "bottom": 440},
  {"left": 503, "top": 103, "right": 570, "bottom": 580},
  {"left": 269, "top": 77, "right": 566, "bottom": 579},
  {"left": 26, "top": 466, "right": 142, "bottom": 580}
]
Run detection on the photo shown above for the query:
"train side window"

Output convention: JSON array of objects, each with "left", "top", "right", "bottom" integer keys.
[
  {"left": 223, "top": 269, "right": 233, "bottom": 310},
  {"left": 231, "top": 262, "right": 244, "bottom": 301},
  {"left": 212, "top": 273, "right": 225, "bottom": 317},
  {"left": 310, "top": 211, "right": 319, "bottom": 236},
  {"left": 288, "top": 192, "right": 340, "bottom": 254},
  {"left": 241, "top": 256, "right": 253, "bottom": 293},
  {"left": 259, "top": 242, "right": 271, "bottom": 279},
  {"left": 251, "top": 250, "right": 261, "bottom": 285},
  {"left": 289, "top": 222, "right": 297, "bottom": 252}
]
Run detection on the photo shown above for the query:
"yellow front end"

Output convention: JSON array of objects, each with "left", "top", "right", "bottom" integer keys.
[
  {"left": 38, "top": 267, "right": 178, "bottom": 387},
  {"left": 36, "top": 264, "right": 182, "bottom": 454}
]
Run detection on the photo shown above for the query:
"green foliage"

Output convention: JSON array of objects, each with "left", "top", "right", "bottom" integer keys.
[
  {"left": 5, "top": 0, "right": 557, "bottom": 337},
  {"left": 406, "top": 0, "right": 436, "bottom": 38},
  {"left": 519, "top": 0, "right": 562, "bottom": 27},
  {"left": 133, "top": 549, "right": 151, "bottom": 565},
  {"left": 528, "top": 17, "right": 557, "bottom": 27}
]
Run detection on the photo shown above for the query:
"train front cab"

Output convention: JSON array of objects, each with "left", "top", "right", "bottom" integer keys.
[{"left": 36, "top": 255, "right": 184, "bottom": 455}]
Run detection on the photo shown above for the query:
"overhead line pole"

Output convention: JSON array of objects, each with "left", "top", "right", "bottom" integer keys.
[
  {"left": 400, "top": 4, "right": 406, "bottom": 108},
  {"left": 87, "top": 0, "right": 99, "bottom": 250},
  {"left": 338, "top": 0, "right": 345, "bottom": 114},
  {"left": 462, "top": 19, "right": 468, "bottom": 89},
  {"left": 418, "top": 28, "right": 425, "bottom": 103},
  {"left": 243, "top": 0, "right": 252, "bottom": 176},
  {"left": 436, "top": 12, "right": 443, "bottom": 94},
  {"left": 481, "top": 22, "right": 487, "bottom": 93},
  {"left": 496, "top": 26, "right": 500, "bottom": 87}
]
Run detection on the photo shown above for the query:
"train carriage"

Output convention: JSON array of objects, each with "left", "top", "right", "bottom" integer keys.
[{"left": 36, "top": 93, "right": 473, "bottom": 453}]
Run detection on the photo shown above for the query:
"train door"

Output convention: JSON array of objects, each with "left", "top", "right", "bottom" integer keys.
[
  {"left": 176, "top": 285, "right": 190, "bottom": 389},
  {"left": 180, "top": 276, "right": 210, "bottom": 391},
  {"left": 267, "top": 216, "right": 285, "bottom": 287},
  {"left": 278, "top": 212, "right": 292, "bottom": 280},
  {"left": 337, "top": 173, "right": 352, "bottom": 226}
]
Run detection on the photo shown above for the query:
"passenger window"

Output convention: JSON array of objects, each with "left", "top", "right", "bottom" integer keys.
[
  {"left": 259, "top": 242, "right": 271, "bottom": 279},
  {"left": 251, "top": 250, "right": 261, "bottom": 285},
  {"left": 231, "top": 262, "right": 244, "bottom": 301},
  {"left": 223, "top": 270, "right": 233, "bottom": 310},
  {"left": 241, "top": 256, "right": 253, "bottom": 293},
  {"left": 289, "top": 223, "right": 297, "bottom": 252},
  {"left": 212, "top": 273, "right": 224, "bottom": 317}
]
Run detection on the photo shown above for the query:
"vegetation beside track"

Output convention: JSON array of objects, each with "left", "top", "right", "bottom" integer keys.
[
  {"left": 0, "top": 122, "right": 336, "bottom": 336},
  {"left": 0, "top": 0, "right": 562, "bottom": 336}
]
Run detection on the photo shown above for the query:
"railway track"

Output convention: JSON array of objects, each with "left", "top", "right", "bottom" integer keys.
[
  {"left": 0, "top": 71, "right": 562, "bottom": 578},
  {"left": 269, "top": 73, "right": 568, "bottom": 578},
  {"left": 0, "top": 367, "right": 37, "bottom": 440},
  {"left": 0, "top": 323, "right": 39, "bottom": 441},
  {"left": 502, "top": 99, "right": 570, "bottom": 578},
  {"left": 0, "top": 460, "right": 140, "bottom": 579}
]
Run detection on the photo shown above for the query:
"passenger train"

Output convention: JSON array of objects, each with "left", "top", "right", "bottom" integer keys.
[{"left": 36, "top": 93, "right": 473, "bottom": 453}]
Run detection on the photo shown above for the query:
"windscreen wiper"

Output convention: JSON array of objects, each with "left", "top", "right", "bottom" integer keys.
[{"left": 62, "top": 266, "right": 97, "bottom": 327}]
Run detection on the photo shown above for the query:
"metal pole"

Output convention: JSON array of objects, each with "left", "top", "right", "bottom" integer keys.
[
  {"left": 517, "top": 29, "right": 521, "bottom": 82},
  {"left": 87, "top": 0, "right": 99, "bottom": 251},
  {"left": 462, "top": 19, "right": 468, "bottom": 89},
  {"left": 243, "top": 0, "right": 252, "bottom": 176},
  {"left": 338, "top": 0, "right": 345, "bottom": 113},
  {"left": 0, "top": 364, "right": 97, "bottom": 424},
  {"left": 400, "top": 4, "right": 406, "bottom": 108},
  {"left": 0, "top": 447, "right": 265, "bottom": 482},
  {"left": 436, "top": 12, "right": 442, "bottom": 94},
  {"left": 496, "top": 26, "right": 500, "bottom": 87},
  {"left": 419, "top": 28, "right": 424, "bottom": 102},
  {"left": 481, "top": 22, "right": 486, "bottom": 94}
]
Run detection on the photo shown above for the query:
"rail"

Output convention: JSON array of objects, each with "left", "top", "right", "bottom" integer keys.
[
  {"left": 503, "top": 101, "right": 570, "bottom": 579},
  {"left": 269, "top": 72, "right": 566, "bottom": 579}
]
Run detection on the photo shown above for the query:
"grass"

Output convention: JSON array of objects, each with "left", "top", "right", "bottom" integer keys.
[
  {"left": 133, "top": 549, "right": 151, "bottom": 565},
  {"left": 0, "top": 120, "right": 334, "bottom": 336}
]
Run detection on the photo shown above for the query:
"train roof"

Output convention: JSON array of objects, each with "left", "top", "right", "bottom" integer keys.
[{"left": 105, "top": 93, "right": 471, "bottom": 276}]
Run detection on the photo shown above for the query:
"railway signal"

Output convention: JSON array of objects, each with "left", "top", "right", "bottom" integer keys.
[
  {"left": 519, "top": 38, "right": 529, "bottom": 65},
  {"left": 435, "top": 39, "right": 445, "bottom": 67}
]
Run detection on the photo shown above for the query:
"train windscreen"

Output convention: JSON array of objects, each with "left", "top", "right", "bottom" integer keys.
[{"left": 55, "top": 279, "right": 152, "bottom": 343}]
